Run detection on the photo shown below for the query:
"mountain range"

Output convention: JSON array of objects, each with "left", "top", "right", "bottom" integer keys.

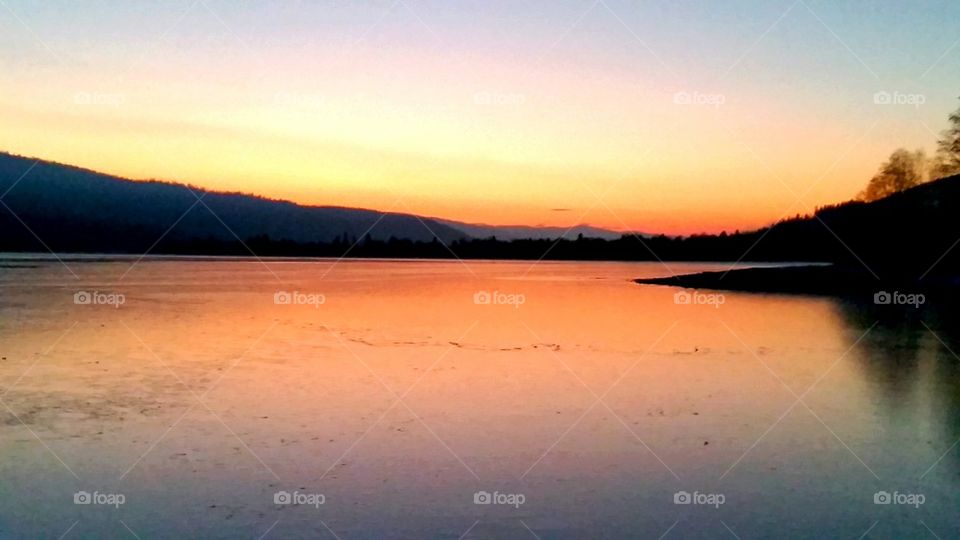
[{"left": 0, "top": 151, "right": 624, "bottom": 253}]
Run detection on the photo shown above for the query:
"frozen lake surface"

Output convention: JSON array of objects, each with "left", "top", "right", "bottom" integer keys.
[{"left": 0, "top": 256, "right": 958, "bottom": 538}]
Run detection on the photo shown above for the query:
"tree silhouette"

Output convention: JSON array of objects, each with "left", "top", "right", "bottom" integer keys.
[
  {"left": 932, "top": 96, "right": 960, "bottom": 179},
  {"left": 859, "top": 148, "right": 927, "bottom": 202}
]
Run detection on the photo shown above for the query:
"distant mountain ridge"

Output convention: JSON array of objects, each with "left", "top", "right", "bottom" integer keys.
[
  {"left": 0, "top": 152, "right": 623, "bottom": 253},
  {"left": 433, "top": 219, "right": 630, "bottom": 241}
]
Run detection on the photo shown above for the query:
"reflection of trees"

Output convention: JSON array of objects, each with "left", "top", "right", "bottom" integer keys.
[
  {"left": 835, "top": 299, "right": 960, "bottom": 477},
  {"left": 923, "top": 307, "right": 960, "bottom": 480},
  {"left": 839, "top": 300, "right": 924, "bottom": 405}
]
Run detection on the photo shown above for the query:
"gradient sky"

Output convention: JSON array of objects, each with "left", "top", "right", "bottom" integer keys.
[{"left": 1, "top": 0, "right": 959, "bottom": 234}]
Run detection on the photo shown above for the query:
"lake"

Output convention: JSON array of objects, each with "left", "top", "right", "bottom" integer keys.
[{"left": 0, "top": 256, "right": 958, "bottom": 539}]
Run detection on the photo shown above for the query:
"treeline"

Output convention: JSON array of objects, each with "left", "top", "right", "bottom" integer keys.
[
  {"left": 860, "top": 96, "right": 960, "bottom": 201},
  {"left": 0, "top": 213, "right": 843, "bottom": 263}
]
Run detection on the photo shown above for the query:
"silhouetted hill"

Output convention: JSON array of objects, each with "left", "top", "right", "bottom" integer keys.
[
  {"left": 726, "top": 173, "right": 960, "bottom": 276},
  {"left": 635, "top": 173, "right": 960, "bottom": 294},
  {"left": 0, "top": 152, "right": 638, "bottom": 254},
  {"left": 0, "top": 152, "right": 471, "bottom": 253}
]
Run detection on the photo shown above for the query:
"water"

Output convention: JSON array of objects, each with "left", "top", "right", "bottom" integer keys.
[{"left": 0, "top": 256, "right": 958, "bottom": 539}]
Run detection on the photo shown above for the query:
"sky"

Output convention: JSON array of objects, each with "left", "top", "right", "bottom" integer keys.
[{"left": 1, "top": 0, "right": 958, "bottom": 235}]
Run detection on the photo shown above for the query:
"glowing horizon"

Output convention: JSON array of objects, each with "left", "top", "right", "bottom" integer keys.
[{"left": 1, "top": 0, "right": 958, "bottom": 235}]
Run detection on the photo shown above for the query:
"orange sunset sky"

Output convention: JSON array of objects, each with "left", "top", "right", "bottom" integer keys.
[{"left": 1, "top": 0, "right": 958, "bottom": 235}]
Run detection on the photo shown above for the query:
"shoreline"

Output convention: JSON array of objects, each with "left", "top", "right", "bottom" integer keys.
[{"left": 634, "top": 264, "right": 957, "bottom": 297}]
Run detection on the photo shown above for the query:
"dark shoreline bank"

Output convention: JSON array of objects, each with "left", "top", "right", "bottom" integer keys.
[{"left": 635, "top": 264, "right": 959, "bottom": 298}]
